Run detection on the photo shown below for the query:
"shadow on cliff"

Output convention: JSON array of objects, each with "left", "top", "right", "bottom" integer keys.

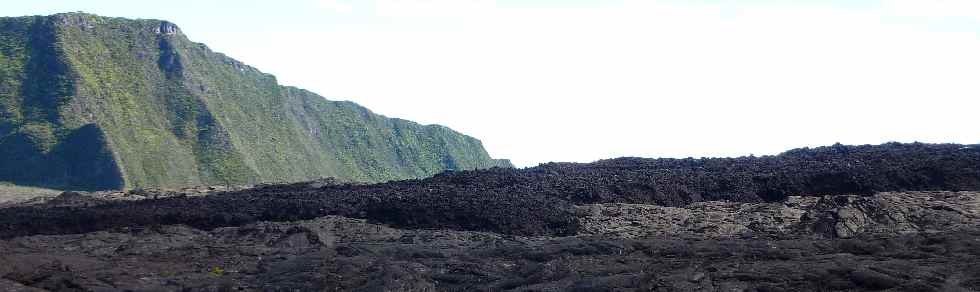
[{"left": 0, "top": 124, "right": 123, "bottom": 191}]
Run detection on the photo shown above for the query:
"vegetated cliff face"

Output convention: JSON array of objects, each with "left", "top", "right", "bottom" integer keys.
[{"left": 0, "top": 13, "right": 510, "bottom": 190}]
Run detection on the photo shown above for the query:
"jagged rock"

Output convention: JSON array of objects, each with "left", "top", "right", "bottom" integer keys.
[
  {"left": 0, "top": 278, "right": 47, "bottom": 292},
  {"left": 42, "top": 191, "right": 103, "bottom": 208},
  {"left": 1, "top": 213, "right": 978, "bottom": 291},
  {"left": 835, "top": 205, "right": 874, "bottom": 238},
  {"left": 1, "top": 143, "right": 979, "bottom": 290},
  {"left": 801, "top": 192, "right": 980, "bottom": 238},
  {"left": 156, "top": 21, "right": 179, "bottom": 35},
  {"left": 576, "top": 192, "right": 979, "bottom": 239}
]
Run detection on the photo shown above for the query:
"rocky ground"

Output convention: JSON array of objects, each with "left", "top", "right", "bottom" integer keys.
[
  {"left": 1, "top": 191, "right": 978, "bottom": 291},
  {"left": 1, "top": 143, "right": 979, "bottom": 291}
]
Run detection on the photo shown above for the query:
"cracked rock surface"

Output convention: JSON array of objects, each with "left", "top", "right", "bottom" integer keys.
[
  {"left": 2, "top": 143, "right": 980, "bottom": 291},
  {"left": 1, "top": 192, "right": 978, "bottom": 291},
  {"left": 577, "top": 191, "right": 980, "bottom": 239}
]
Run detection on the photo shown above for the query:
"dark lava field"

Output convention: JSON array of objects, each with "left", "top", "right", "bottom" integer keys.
[{"left": 2, "top": 142, "right": 980, "bottom": 291}]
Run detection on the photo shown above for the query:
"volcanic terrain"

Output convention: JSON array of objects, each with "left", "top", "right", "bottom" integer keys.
[{"left": 1, "top": 142, "right": 979, "bottom": 291}]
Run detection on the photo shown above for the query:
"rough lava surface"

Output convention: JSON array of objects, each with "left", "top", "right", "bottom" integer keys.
[{"left": 1, "top": 143, "right": 980, "bottom": 291}]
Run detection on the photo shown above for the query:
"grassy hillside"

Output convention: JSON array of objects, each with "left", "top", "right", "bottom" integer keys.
[{"left": 0, "top": 13, "right": 510, "bottom": 191}]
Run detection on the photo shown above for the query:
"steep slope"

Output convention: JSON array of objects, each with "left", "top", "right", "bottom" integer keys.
[{"left": 0, "top": 13, "right": 510, "bottom": 190}]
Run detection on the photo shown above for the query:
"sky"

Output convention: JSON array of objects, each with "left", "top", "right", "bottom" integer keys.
[{"left": 4, "top": 0, "right": 980, "bottom": 167}]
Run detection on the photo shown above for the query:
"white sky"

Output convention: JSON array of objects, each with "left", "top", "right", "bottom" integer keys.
[{"left": 7, "top": 0, "right": 980, "bottom": 166}]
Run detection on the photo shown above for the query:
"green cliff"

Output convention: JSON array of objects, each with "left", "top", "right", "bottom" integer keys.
[{"left": 0, "top": 13, "right": 511, "bottom": 190}]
